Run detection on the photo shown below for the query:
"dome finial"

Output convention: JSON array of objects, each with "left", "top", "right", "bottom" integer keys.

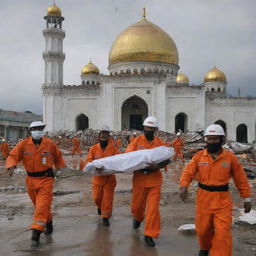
[{"left": 143, "top": 7, "right": 146, "bottom": 18}]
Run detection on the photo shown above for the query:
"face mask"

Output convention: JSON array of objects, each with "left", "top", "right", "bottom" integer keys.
[
  {"left": 31, "top": 130, "right": 44, "bottom": 140},
  {"left": 207, "top": 142, "right": 222, "bottom": 153},
  {"left": 100, "top": 140, "right": 108, "bottom": 148},
  {"left": 144, "top": 130, "right": 154, "bottom": 141}
]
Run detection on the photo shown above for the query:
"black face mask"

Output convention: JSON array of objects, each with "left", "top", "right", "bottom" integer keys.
[
  {"left": 144, "top": 130, "right": 154, "bottom": 141},
  {"left": 100, "top": 140, "right": 108, "bottom": 148},
  {"left": 207, "top": 142, "right": 222, "bottom": 153}
]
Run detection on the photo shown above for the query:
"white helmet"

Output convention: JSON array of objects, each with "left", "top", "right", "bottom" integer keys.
[
  {"left": 143, "top": 116, "right": 158, "bottom": 128},
  {"left": 99, "top": 125, "right": 110, "bottom": 132},
  {"left": 29, "top": 121, "right": 46, "bottom": 129},
  {"left": 177, "top": 132, "right": 181, "bottom": 136},
  {"left": 205, "top": 124, "right": 225, "bottom": 136}
]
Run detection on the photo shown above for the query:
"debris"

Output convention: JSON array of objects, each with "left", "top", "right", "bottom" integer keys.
[
  {"left": 178, "top": 224, "right": 196, "bottom": 235},
  {"left": 238, "top": 209, "right": 256, "bottom": 225}
]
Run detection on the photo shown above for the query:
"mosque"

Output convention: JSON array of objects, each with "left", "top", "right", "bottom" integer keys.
[{"left": 42, "top": 4, "right": 256, "bottom": 143}]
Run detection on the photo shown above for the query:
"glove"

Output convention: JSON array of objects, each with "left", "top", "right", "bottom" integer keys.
[{"left": 179, "top": 186, "right": 188, "bottom": 202}]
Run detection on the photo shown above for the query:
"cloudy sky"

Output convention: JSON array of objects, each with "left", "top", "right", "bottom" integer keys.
[{"left": 0, "top": 0, "right": 255, "bottom": 114}]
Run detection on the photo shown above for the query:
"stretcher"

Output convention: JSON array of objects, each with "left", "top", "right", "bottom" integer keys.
[{"left": 84, "top": 146, "right": 174, "bottom": 176}]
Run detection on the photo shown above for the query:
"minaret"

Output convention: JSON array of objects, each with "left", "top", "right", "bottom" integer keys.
[{"left": 43, "top": 4, "right": 65, "bottom": 87}]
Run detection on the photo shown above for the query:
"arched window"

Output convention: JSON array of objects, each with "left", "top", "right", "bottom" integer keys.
[
  {"left": 175, "top": 113, "right": 188, "bottom": 133},
  {"left": 211, "top": 88, "right": 215, "bottom": 92},
  {"left": 76, "top": 114, "right": 89, "bottom": 131},
  {"left": 236, "top": 124, "right": 248, "bottom": 143}
]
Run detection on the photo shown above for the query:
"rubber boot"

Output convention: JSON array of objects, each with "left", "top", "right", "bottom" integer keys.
[
  {"left": 97, "top": 208, "right": 101, "bottom": 215},
  {"left": 102, "top": 218, "right": 110, "bottom": 226},
  {"left": 199, "top": 249, "right": 209, "bottom": 256},
  {"left": 144, "top": 236, "right": 155, "bottom": 247},
  {"left": 45, "top": 221, "right": 53, "bottom": 235},
  {"left": 31, "top": 229, "right": 41, "bottom": 248},
  {"left": 133, "top": 219, "right": 141, "bottom": 229}
]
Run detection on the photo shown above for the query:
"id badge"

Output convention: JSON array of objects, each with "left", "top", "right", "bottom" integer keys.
[{"left": 42, "top": 158, "right": 47, "bottom": 164}]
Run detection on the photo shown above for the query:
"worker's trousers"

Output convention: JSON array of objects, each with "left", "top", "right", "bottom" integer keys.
[
  {"left": 26, "top": 176, "right": 53, "bottom": 232},
  {"left": 196, "top": 189, "right": 232, "bottom": 256},
  {"left": 92, "top": 178, "right": 116, "bottom": 218},
  {"left": 131, "top": 184, "right": 161, "bottom": 238}
]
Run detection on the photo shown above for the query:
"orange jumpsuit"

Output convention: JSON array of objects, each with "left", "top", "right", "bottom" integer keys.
[
  {"left": 126, "top": 135, "right": 166, "bottom": 238},
  {"left": 180, "top": 149, "right": 251, "bottom": 256},
  {"left": 0, "top": 142, "right": 10, "bottom": 159},
  {"left": 171, "top": 137, "right": 184, "bottom": 161},
  {"left": 6, "top": 137, "right": 65, "bottom": 232},
  {"left": 85, "top": 142, "right": 120, "bottom": 218},
  {"left": 71, "top": 137, "right": 82, "bottom": 155}
]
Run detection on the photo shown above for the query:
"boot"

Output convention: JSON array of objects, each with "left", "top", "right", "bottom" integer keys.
[
  {"left": 31, "top": 229, "right": 41, "bottom": 248},
  {"left": 199, "top": 249, "right": 209, "bottom": 256},
  {"left": 97, "top": 208, "right": 101, "bottom": 215},
  {"left": 102, "top": 217, "right": 110, "bottom": 226},
  {"left": 144, "top": 236, "right": 155, "bottom": 247},
  {"left": 133, "top": 219, "right": 141, "bottom": 229},
  {"left": 45, "top": 221, "right": 53, "bottom": 235}
]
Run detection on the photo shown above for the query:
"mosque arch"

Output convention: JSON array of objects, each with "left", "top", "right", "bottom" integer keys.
[
  {"left": 121, "top": 95, "right": 148, "bottom": 130},
  {"left": 175, "top": 113, "right": 188, "bottom": 133},
  {"left": 76, "top": 114, "right": 89, "bottom": 131},
  {"left": 236, "top": 124, "right": 248, "bottom": 143},
  {"left": 214, "top": 120, "right": 227, "bottom": 134}
]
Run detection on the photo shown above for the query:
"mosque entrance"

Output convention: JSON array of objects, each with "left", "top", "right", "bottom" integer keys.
[
  {"left": 121, "top": 96, "right": 148, "bottom": 130},
  {"left": 236, "top": 124, "right": 248, "bottom": 143},
  {"left": 76, "top": 114, "right": 89, "bottom": 131},
  {"left": 175, "top": 113, "right": 187, "bottom": 133}
]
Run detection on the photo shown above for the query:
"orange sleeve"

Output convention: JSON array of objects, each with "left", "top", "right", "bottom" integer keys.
[
  {"left": 114, "top": 146, "right": 120, "bottom": 155},
  {"left": 85, "top": 146, "right": 95, "bottom": 165},
  {"left": 52, "top": 142, "right": 66, "bottom": 168},
  {"left": 231, "top": 154, "right": 251, "bottom": 198},
  {"left": 5, "top": 142, "right": 24, "bottom": 169},
  {"left": 180, "top": 153, "right": 199, "bottom": 187},
  {"left": 125, "top": 139, "right": 137, "bottom": 153}
]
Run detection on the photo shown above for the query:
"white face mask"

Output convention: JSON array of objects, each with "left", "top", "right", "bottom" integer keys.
[{"left": 31, "top": 130, "right": 44, "bottom": 140}]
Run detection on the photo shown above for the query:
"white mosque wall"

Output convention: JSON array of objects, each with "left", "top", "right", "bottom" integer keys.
[
  {"left": 206, "top": 96, "right": 256, "bottom": 142},
  {"left": 166, "top": 86, "right": 206, "bottom": 133}
]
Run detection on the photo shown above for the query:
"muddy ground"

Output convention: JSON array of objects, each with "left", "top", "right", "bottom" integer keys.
[{"left": 0, "top": 155, "right": 256, "bottom": 256}]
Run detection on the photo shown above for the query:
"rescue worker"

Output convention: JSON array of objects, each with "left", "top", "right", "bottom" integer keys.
[
  {"left": 6, "top": 121, "right": 65, "bottom": 248},
  {"left": 130, "top": 132, "right": 137, "bottom": 143},
  {"left": 71, "top": 136, "right": 82, "bottom": 156},
  {"left": 179, "top": 124, "right": 251, "bottom": 256},
  {"left": 0, "top": 138, "right": 10, "bottom": 159},
  {"left": 126, "top": 116, "right": 170, "bottom": 247},
  {"left": 85, "top": 125, "right": 120, "bottom": 226},
  {"left": 170, "top": 132, "right": 184, "bottom": 161}
]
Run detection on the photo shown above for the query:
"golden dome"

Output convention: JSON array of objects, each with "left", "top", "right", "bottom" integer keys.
[
  {"left": 47, "top": 4, "right": 62, "bottom": 17},
  {"left": 177, "top": 73, "right": 189, "bottom": 84},
  {"left": 109, "top": 17, "right": 179, "bottom": 65},
  {"left": 204, "top": 66, "right": 227, "bottom": 82},
  {"left": 81, "top": 62, "right": 100, "bottom": 75}
]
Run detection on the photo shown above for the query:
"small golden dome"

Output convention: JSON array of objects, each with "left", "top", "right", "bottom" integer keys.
[
  {"left": 177, "top": 73, "right": 189, "bottom": 84},
  {"left": 81, "top": 62, "right": 100, "bottom": 75},
  {"left": 204, "top": 66, "right": 227, "bottom": 82},
  {"left": 109, "top": 17, "right": 179, "bottom": 65},
  {"left": 47, "top": 4, "right": 62, "bottom": 17}
]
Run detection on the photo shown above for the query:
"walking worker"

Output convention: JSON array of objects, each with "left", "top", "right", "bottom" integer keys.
[
  {"left": 169, "top": 132, "right": 184, "bottom": 161},
  {"left": 6, "top": 121, "right": 65, "bottom": 248},
  {"left": 126, "top": 116, "right": 170, "bottom": 247},
  {"left": 71, "top": 135, "right": 83, "bottom": 156},
  {"left": 85, "top": 125, "right": 120, "bottom": 226},
  {"left": 0, "top": 138, "right": 10, "bottom": 159},
  {"left": 179, "top": 124, "right": 251, "bottom": 256}
]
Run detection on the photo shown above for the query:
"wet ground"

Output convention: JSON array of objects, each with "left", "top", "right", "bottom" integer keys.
[{"left": 1, "top": 155, "right": 256, "bottom": 255}]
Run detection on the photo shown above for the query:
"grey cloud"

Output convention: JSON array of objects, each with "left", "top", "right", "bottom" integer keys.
[{"left": 0, "top": 0, "right": 255, "bottom": 114}]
